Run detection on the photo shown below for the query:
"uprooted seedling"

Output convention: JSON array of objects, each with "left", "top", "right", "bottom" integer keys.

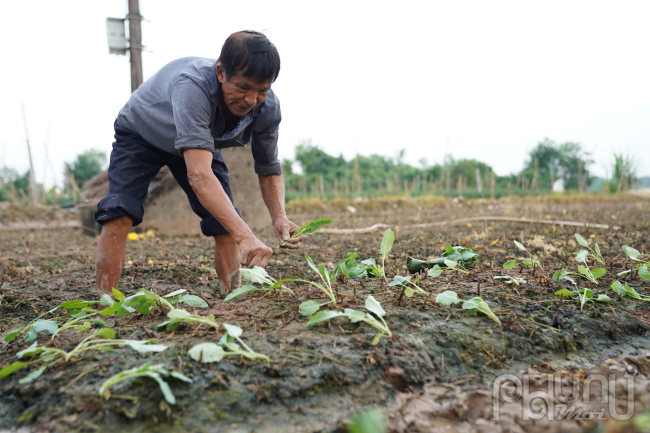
[
  {"left": 188, "top": 323, "right": 269, "bottom": 363},
  {"left": 503, "top": 240, "right": 543, "bottom": 271},
  {"left": 435, "top": 290, "right": 501, "bottom": 324},
  {"left": 224, "top": 266, "right": 292, "bottom": 302},
  {"left": 280, "top": 217, "right": 332, "bottom": 246},
  {"left": 99, "top": 362, "right": 192, "bottom": 405},
  {"left": 407, "top": 244, "right": 478, "bottom": 273},
  {"left": 306, "top": 296, "right": 392, "bottom": 345}
]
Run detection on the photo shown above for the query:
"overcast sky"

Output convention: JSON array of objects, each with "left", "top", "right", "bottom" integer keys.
[{"left": 2, "top": 0, "right": 649, "bottom": 187}]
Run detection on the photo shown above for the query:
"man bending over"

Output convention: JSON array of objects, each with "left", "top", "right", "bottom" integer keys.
[{"left": 95, "top": 30, "right": 301, "bottom": 299}]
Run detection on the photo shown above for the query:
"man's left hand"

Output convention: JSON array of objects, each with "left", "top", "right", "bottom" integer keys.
[{"left": 274, "top": 217, "right": 302, "bottom": 249}]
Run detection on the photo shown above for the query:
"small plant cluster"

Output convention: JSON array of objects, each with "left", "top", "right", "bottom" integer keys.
[
  {"left": 435, "top": 290, "right": 501, "bottom": 324},
  {"left": 552, "top": 234, "right": 607, "bottom": 285}
]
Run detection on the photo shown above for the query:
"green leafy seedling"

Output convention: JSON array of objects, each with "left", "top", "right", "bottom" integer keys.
[
  {"left": 363, "top": 229, "right": 395, "bottom": 282},
  {"left": 306, "top": 296, "right": 392, "bottom": 345},
  {"left": 188, "top": 323, "right": 269, "bottom": 363},
  {"left": 427, "top": 259, "right": 469, "bottom": 278},
  {"left": 503, "top": 240, "right": 543, "bottom": 270},
  {"left": 554, "top": 287, "right": 610, "bottom": 310},
  {"left": 553, "top": 249, "right": 607, "bottom": 285},
  {"left": 276, "top": 254, "right": 337, "bottom": 315},
  {"left": 332, "top": 253, "right": 371, "bottom": 279},
  {"left": 575, "top": 233, "right": 605, "bottom": 265},
  {"left": 99, "top": 362, "right": 192, "bottom": 405},
  {"left": 155, "top": 308, "right": 221, "bottom": 332},
  {"left": 280, "top": 217, "right": 332, "bottom": 246},
  {"left": 388, "top": 275, "right": 427, "bottom": 297},
  {"left": 621, "top": 245, "right": 650, "bottom": 281},
  {"left": 4, "top": 299, "right": 97, "bottom": 343},
  {"left": 611, "top": 280, "right": 650, "bottom": 301},
  {"left": 434, "top": 291, "right": 500, "bottom": 324},
  {"left": 224, "top": 266, "right": 292, "bottom": 302}
]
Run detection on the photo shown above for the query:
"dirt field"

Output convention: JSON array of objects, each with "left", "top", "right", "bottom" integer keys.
[{"left": 1, "top": 195, "right": 649, "bottom": 433}]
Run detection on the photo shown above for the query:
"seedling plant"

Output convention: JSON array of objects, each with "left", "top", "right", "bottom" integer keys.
[
  {"left": 155, "top": 308, "right": 221, "bottom": 332},
  {"left": 306, "top": 296, "right": 392, "bottom": 345},
  {"left": 503, "top": 240, "right": 543, "bottom": 270},
  {"left": 621, "top": 246, "right": 650, "bottom": 281},
  {"left": 435, "top": 290, "right": 501, "bottom": 324},
  {"left": 611, "top": 280, "right": 650, "bottom": 302},
  {"left": 554, "top": 275, "right": 611, "bottom": 310},
  {"left": 553, "top": 249, "right": 607, "bottom": 285},
  {"left": 361, "top": 228, "right": 395, "bottom": 282},
  {"left": 224, "top": 266, "right": 292, "bottom": 302},
  {"left": 188, "top": 323, "right": 269, "bottom": 363},
  {"left": 280, "top": 217, "right": 332, "bottom": 246},
  {"left": 0, "top": 328, "right": 167, "bottom": 383},
  {"left": 388, "top": 275, "right": 427, "bottom": 297},
  {"left": 574, "top": 233, "right": 605, "bottom": 265}
]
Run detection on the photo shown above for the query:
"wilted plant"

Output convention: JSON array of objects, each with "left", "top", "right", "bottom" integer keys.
[
  {"left": 4, "top": 299, "right": 98, "bottom": 343},
  {"left": 280, "top": 217, "right": 332, "bottom": 246},
  {"left": 435, "top": 290, "right": 500, "bottom": 324},
  {"left": 224, "top": 266, "right": 292, "bottom": 302},
  {"left": 188, "top": 323, "right": 269, "bottom": 363},
  {"left": 0, "top": 328, "right": 167, "bottom": 383},
  {"left": 99, "top": 362, "right": 192, "bottom": 405},
  {"left": 306, "top": 296, "right": 391, "bottom": 345},
  {"left": 503, "top": 240, "right": 543, "bottom": 270}
]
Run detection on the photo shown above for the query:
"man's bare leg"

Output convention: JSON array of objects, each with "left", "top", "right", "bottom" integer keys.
[
  {"left": 214, "top": 233, "right": 241, "bottom": 295},
  {"left": 96, "top": 216, "right": 133, "bottom": 297}
]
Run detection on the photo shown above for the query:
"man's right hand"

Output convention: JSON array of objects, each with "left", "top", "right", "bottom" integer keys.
[{"left": 238, "top": 235, "right": 273, "bottom": 268}]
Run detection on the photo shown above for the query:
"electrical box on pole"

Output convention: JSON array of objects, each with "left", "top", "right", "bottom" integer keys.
[{"left": 106, "top": 0, "right": 144, "bottom": 93}]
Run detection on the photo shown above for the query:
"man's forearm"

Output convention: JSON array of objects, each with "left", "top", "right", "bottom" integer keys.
[
  {"left": 189, "top": 170, "right": 253, "bottom": 242},
  {"left": 258, "top": 174, "right": 287, "bottom": 222}
]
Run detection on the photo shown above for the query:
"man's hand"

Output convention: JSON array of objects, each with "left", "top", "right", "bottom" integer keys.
[
  {"left": 238, "top": 235, "right": 273, "bottom": 268},
  {"left": 274, "top": 217, "right": 303, "bottom": 249}
]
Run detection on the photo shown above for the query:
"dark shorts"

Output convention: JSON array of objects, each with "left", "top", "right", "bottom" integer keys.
[{"left": 95, "top": 120, "right": 239, "bottom": 237}]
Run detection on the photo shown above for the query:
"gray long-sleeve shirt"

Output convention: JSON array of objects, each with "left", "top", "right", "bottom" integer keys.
[{"left": 117, "top": 57, "right": 282, "bottom": 176}]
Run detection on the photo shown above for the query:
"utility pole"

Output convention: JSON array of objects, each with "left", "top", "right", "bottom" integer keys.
[{"left": 128, "top": 0, "right": 144, "bottom": 92}]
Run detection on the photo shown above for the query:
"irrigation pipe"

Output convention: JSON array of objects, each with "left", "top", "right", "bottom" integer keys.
[{"left": 318, "top": 216, "right": 620, "bottom": 235}]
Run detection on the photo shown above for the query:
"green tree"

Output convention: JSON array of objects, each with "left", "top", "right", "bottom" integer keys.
[
  {"left": 66, "top": 150, "right": 107, "bottom": 188},
  {"left": 524, "top": 139, "right": 592, "bottom": 190}
]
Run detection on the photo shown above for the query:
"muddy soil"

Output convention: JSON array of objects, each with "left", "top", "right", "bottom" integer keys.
[{"left": 1, "top": 196, "right": 649, "bottom": 433}]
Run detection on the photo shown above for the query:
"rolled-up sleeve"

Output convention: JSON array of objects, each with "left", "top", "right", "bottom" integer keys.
[
  {"left": 171, "top": 77, "right": 215, "bottom": 154},
  {"left": 251, "top": 100, "right": 282, "bottom": 176}
]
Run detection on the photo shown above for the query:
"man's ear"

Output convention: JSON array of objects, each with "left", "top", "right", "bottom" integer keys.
[{"left": 216, "top": 63, "right": 226, "bottom": 83}]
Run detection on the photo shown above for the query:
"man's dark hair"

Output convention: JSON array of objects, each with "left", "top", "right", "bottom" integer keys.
[{"left": 218, "top": 31, "right": 280, "bottom": 83}]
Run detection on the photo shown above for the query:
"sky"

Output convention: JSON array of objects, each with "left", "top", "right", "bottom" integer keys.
[{"left": 2, "top": 0, "right": 649, "bottom": 188}]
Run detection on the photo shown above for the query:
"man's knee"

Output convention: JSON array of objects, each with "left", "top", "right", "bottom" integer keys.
[{"left": 102, "top": 216, "right": 134, "bottom": 236}]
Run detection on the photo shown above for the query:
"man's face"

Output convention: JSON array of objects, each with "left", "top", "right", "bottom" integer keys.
[{"left": 216, "top": 63, "right": 273, "bottom": 117}]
